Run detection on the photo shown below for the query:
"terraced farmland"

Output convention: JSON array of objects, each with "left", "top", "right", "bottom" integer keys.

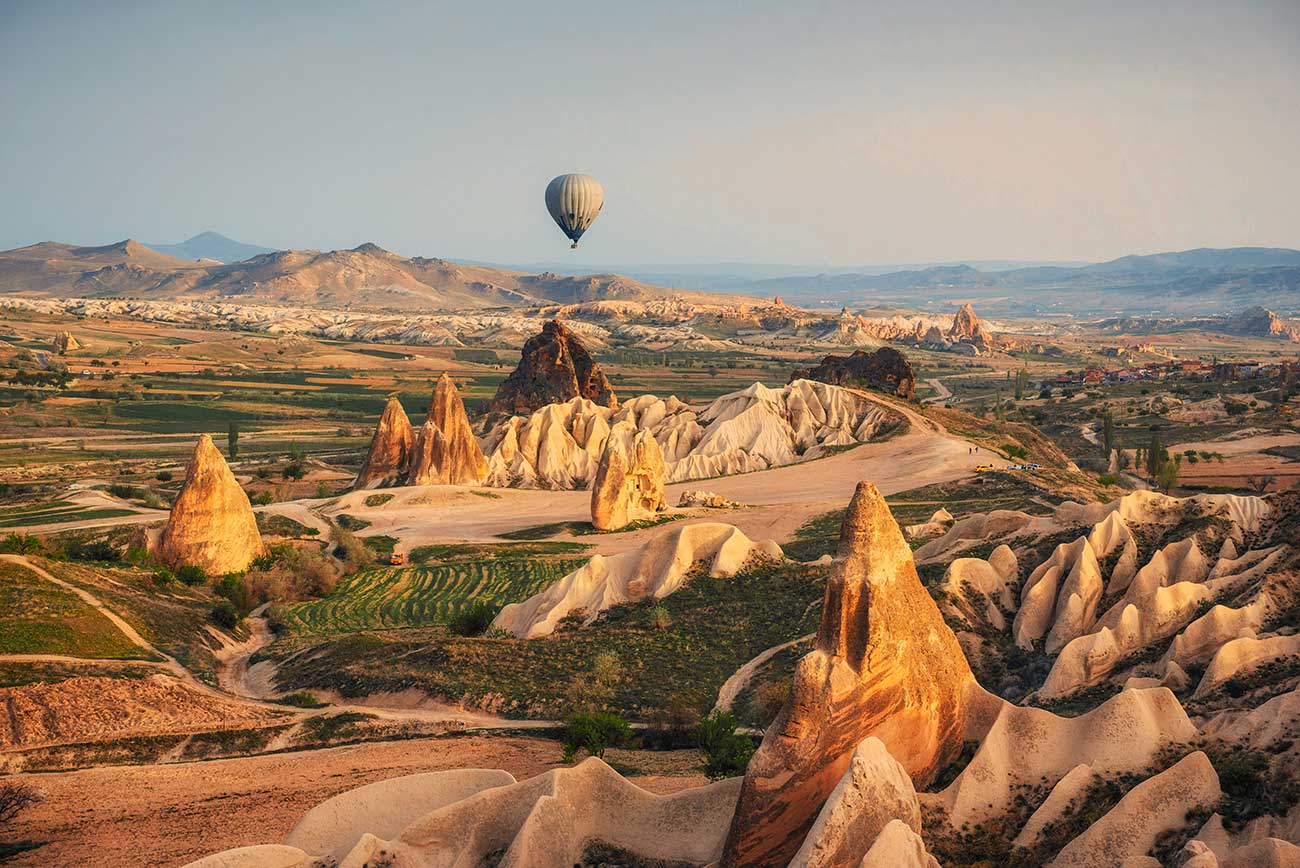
[
  {"left": 280, "top": 556, "right": 587, "bottom": 635},
  {"left": 0, "top": 500, "right": 138, "bottom": 529}
]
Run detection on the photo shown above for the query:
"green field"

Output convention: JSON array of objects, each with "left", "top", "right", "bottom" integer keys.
[
  {"left": 280, "top": 556, "right": 588, "bottom": 635},
  {"left": 0, "top": 560, "right": 144, "bottom": 658},
  {"left": 0, "top": 501, "right": 137, "bottom": 528}
]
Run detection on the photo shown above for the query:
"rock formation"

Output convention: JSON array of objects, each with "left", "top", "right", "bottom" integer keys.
[
  {"left": 789, "top": 347, "right": 916, "bottom": 400},
  {"left": 721, "top": 481, "right": 981, "bottom": 867},
  {"left": 1224, "top": 305, "right": 1300, "bottom": 341},
  {"left": 483, "top": 381, "right": 904, "bottom": 490},
  {"left": 490, "top": 319, "right": 617, "bottom": 415},
  {"left": 408, "top": 373, "right": 489, "bottom": 486},
  {"left": 493, "top": 522, "right": 782, "bottom": 638},
  {"left": 679, "top": 489, "right": 742, "bottom": 509},
  {"left": 354, "top": 376, "right": 489, "bottom": 489},
  {"left": 948, "top": 302, "right": 992, "bottom": 347},
  {"left": 354, "top": 397, "right": 415, "bottom": 489},
  {"left": 158, "top": 434, "right": 264, "bottom": 575},
  {"left": 590, "top": 423, "right": 667, "bottom": 530},
  {"left": 185, "top": 758, "right": 742, "bottom": 868},
  {"left": 52, "top": 330, "right": 79, "bottom": 354}
]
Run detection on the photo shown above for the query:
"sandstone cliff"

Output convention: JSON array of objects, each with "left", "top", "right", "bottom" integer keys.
[
  {"left": 790, "top": 347, "right": 916, "bottom": 400},
  {"left": 159, "top": 434, "right": 264, "bottom": 575},
  {"left": 489, "top": 319, "right": 617, "bottom": 415},
  {"left": 590, "top": 422, "right": 667, "bottom": 531},
  {"left": 722, "top": 481, "right": 978, "bottom": 867}
]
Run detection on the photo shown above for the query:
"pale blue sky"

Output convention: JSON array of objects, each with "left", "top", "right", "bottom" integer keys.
[{"left": 2, "top": 0, "right": 1298, "bottom": 266}]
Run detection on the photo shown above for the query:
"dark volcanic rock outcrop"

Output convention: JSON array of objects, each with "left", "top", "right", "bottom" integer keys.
[
  {"left": 489, "top": 320, "right": 616, "bottom": 415},
  {"left": 790, "top": 347, "right": 916, "bottom": 400},
  {"left": 159, "top": 434, "right": 264, "bottom": 575},
  {"left": 354, "top": 397, "right": 415, "bottom": 489},
  {"left": 721, "top": 481, "right": 980, "bottom": 867}
]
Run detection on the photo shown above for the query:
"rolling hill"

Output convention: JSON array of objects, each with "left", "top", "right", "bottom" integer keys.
[{"left": 0, "top": 240, "right": 699, "bottom": 312}]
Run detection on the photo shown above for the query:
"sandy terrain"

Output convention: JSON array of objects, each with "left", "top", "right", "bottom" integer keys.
[
  {"left": 1170, "top": 431, "right": 1300, "bottom": 491},
  {"left": 5, "top": 735, "right": 707, "bottom": 868}
]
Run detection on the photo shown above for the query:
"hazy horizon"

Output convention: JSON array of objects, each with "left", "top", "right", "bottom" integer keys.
[{"left": 3, "top": 1, "right": 1298, "bottom": 266}]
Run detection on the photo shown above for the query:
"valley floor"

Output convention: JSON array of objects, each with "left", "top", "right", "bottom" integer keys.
[{"left": 4, "top": 734, "right": 708, "bottom": 868}]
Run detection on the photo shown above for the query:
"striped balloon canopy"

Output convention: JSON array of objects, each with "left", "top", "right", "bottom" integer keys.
[{"left": 545, "top": 174, "right": 604, "bottom": 249}]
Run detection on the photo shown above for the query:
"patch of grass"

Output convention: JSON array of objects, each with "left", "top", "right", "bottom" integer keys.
[
  {"left": 279, "top": 556, "right": 587, "bottom": 635},
  {"left": 280, "top": 690, "right": 327, "bottom": 708},
  {"left": 0, "top": 660, "right": 159, "bottom": 688},
  {"left": 255, "top": 512, "right": 320, "bottom": 537},
  {"left": 409, "top": 540, "right": 592, "bottom": 564},
  {"left": 180, "top": 725, "right": 292, "bottom": 760},
  {"left": 499, "top": 513, "right": 683, "bottom": 540},
  {"left": 269, "top": 558, "right": 825, "bottom": 719},
  {"left": 335, "top": 513, "right": 371, "bottom": 531},
  {"left": 363, "top": 493, "right": 394, "bottom": 508},
  {"left": 295, "top": 711, "right": 376, "bottom": 745},
  {"left": 0, "top": 561, "right": 144, "bottom": 658}
]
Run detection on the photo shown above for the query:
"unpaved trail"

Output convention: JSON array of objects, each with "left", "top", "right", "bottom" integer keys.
[
  {"left": 714, "top": 633, "right": 815, "bottom": 712},
  {"left": 211, "top": 604, "right": 279, "bottom": 700},
  {"left": 923, "top": 377, "right": 952, "bottom": 404}
]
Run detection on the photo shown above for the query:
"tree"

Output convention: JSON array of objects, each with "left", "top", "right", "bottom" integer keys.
[
  {"left": 695, "top": 710, "right": 756, "bottom": 780},
  {"left": 561, "top": 712, "right": 632, "bottom": 761},
  {"left": 0, "top": 781, "right": 41, "bottom": 827},
  {"left": 1014, "top": 368, "right": 1030, "bottom": 401},
  {"left": 1146, "top": 432, "right": 1168, "bottom": 477},
  {"left": 227, "top": 420, "right": 240, "bottom": 459},
  {"left": 1155, "top": 453, "right": 1181, "bottom": 494},
  {"left": 1245, "top": 475, "right": 1275, "bottom": 494},
  {"left": 1101, "top": 411, "right": 1116, "bottom": 458}
]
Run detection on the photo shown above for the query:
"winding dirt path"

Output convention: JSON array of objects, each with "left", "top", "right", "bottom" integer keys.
[
  {"left": 923, "top": 377, "right": 953, "bottom": 404},
  {"left": 713, "top": 633, "right": 814, "bottom": 712}
]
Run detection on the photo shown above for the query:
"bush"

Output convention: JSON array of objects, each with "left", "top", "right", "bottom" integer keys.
[
  {"left": 449, "top": 600, "right": 501, "bottom": 637},
  {"left": 1003, "top": 443, "right": 1028, "bottom": 460},
  {"left": 1097, "top": 474, "right": 1119, "bottom": 486},
  {"left": 210, "top": 600, "right": 239, "bottom": 630},
  {"left": 562, "top": 712, "right": 632, "bottom": 761},
  {"left": 175, "top": 563, "right": 207, "bottom": 586},
  {"left": 155, "top": 470, "right": 174, "bottom": 482},
  {"left": 330, "top": 527, "right": 372, "bottom": 573},
  {"left": 280, "top": 691, "right": 326, "bottom": 708},
  {"left": 70, "top": 539, "right": 120, "bottom": 561},
  {"left": 695, "top": 709, "right": 756, "bottom": 780},
  {"left": 648, "top": 604, "right": 672, "bottom": 630},
  {"left": 0, "top": 533, "right": 43, "bottom": 555},
  {"left": 107, "top": 483, "right": 143, "bottom": 500}
]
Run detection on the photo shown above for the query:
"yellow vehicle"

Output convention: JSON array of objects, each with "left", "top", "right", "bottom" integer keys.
[
  {"left": 389, "top": 552, "right": 405, "bottom": 566},
  {"left": 974, "top": 463, "right": 995, "bottom": 472}
]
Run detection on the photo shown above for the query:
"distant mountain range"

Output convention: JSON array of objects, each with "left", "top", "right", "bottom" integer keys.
[
  {"left": 0, "top": 236, "right": 1295, "bottom": 316},
  {"left": 143, "top": 231, "right": 276, "bottom": 264},
  {"left": 718, "top": 248, "right": 1300, "bottom": 315},
  {"left": 0, "top": 239, "right": 713, "bottom": 312}
]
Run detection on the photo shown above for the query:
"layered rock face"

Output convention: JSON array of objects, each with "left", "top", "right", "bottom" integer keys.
[
  {"left": 490, "top": 319, "right": 617, "bottom": 415},
  {"left": 354, "top": 376, "right": 489, "bottom": 489},
  {"left": 483, "top": 381, "right": 904, "bottom": 490},
  {"left": 721, "top": 481, "right": 979, "bottom": 867},
  {"left": 159, "top": 434, "right": 264, "bottom": 575},
  {"left": 354, "top": 397, "right": 415, "bottom": 489},
  {"left": 52, "top": 330, "right": 80, "bottom": 353},
  {"left": 590, "top": 423, "right": 667, "bottom": 530},
  {"left": 790, "top": 347, "right": 916, "bottom": 400}
]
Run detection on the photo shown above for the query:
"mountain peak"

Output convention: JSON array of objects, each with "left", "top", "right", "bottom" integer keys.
[{"left": 351, "top": 242, "right": 392, "bottom": 256}]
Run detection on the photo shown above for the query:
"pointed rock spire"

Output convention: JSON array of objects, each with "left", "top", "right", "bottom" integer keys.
[
  {"left": 423, "top": 373, "right": 488, "bottom": 485},
  {"left": 722, "top": 481, "right": 978, "bottom": 868},
  {"left": 159, "top": 434, "right": 264, "bottom": 575},
  {"left": 354, "top": 398, "right": 414, "bottom": 489}
]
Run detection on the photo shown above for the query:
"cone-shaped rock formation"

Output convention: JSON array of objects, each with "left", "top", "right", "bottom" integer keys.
[
  {"left": 490, "top": 319, "right": 616, "bottom": 415},
  {"left": 721, "top": 481, "right": 978, "bottom": 867},
  {"left": 354, "top": 397, "right": 415, "bottom": 489},
  {"left": 53, "top": 330, "right": 80, "bottom": 354},
  {"left": 590, "top": 422, "right": 667, "bottom": 531},
  {"left": 354, "top": 376, "right": 489, "bottom": 489},
  {"left": 159, "top": 434, "right": 264, "bottom": 575}
]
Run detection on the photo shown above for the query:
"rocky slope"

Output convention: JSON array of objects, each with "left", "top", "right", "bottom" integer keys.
[
  {"left": 489, "top": 319, "right": 617, "bottom": 415},
  {"left": 156, "top": 434, "right": 264, "bottom": 574},
  {"left": 482, "top": 381, "right": 905, "bottom": 489}
]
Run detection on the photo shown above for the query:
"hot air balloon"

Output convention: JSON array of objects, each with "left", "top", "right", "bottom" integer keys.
[{"left": 545, "top": 174, "right": 604, "bottom": 249}]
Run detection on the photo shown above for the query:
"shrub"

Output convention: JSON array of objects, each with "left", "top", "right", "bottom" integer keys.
[
  {"left": 561, "top": 712, "right": 632, "bottom": 762},
  {"left": 155, "top": 470, "right": 174, "bottom": 482},
  {"left": 175, "top": 563, "right": 207, "bottom": 586},
  {"left": 449, "top": 600, "right": 501, "bottom": 637},
  {"left": 1097, "top": 474, "right": 1119, "bottom": 486},
  {"left": 648, "top": 604, "right": 672, "bottom": 630},
  {"left": 0, "top": 533, "right": 43, "bottom": 555},
  {"left": 107, "top": 483, "right": 143, "bottom": 500},
  {"left": 280, "top": 691, "right": 326, "bottom": 708},
  {"left": 748, "top": 679, "right": 792, "bottom": 726},
  {"left": 330, "top": 527, "right": 372, "bottom": 573},
  {"left": 210, "top": 600, "right": 239, "bottom": 630},
  {"left": 695, "top": 709, "right": 756, "bottom": 780},
  {"left": 1003, "top": 443, "right": 1028, "bottom": 459},
  {"left": 0, "top": 780, "right": 42, "bottom": 827},
  {"left": 70, "top": 539, "right": 120, "bottom": 561}
]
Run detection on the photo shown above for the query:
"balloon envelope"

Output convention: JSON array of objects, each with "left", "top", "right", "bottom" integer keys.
[{"left": 545, "top": 174, "right": 604, "bottom": 248}]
